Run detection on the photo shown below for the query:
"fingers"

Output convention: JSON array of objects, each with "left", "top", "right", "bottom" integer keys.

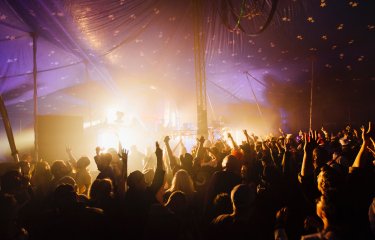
[
  {"left": 368, "top": 137, "right": 375, "bottom": 155},
  {"left": 367, "top": 146, "right": 375, "bottom": 155},
  {"left": 304, "top": 133, "right": 308, "bottom": 145}
]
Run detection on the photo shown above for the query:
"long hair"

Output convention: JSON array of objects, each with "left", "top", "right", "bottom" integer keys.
[{"left": 169, "top": 169, "right": 196, "bottom": 197}]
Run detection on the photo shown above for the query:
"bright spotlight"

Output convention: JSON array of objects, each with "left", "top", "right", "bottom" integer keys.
[
  {"left": 97, "top": 130, "right": 118, "bottom": 151},
  {"left": 106, "top": 108, "right": 118, "bottom": 124}
]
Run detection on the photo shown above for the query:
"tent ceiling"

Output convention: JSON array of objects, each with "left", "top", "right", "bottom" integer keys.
[{"left": 0, "top": 0, "right": 374, "bottom": 127}]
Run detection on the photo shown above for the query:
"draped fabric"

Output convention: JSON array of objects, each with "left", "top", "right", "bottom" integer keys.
[{"left": 0, "top": 0, "right": 374, "bottom": 130}]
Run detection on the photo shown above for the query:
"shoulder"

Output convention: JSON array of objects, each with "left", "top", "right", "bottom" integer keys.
[
  {"left": 301, "top": 232, "right": 323, "bottom": 240},
  {"left": 211, "top": 213, "right": 234, "bottom": 225}
]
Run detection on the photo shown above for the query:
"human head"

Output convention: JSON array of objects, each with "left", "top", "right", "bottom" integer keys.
[
  {"left": 169, "top": 169, "right": 195, "bottom": 196},
  {"left": 165, "top": 191, "right": 187, "bottom": 214},
  {"left": 0, "top": 170, "right": 23, "bottom": 194},
  {"left": 32, "top": 161, "right": 52, "bottom": 186},
  {"left": 317, "top": 165, "right": 343, "bottom": 195},
  {"left": 18, "top": 160, "right": 31, "bottom": 176},
  {"left": 53, "top": 184, "right": 77, "bottom": 210},
  {"left": 76, "top": 156, "right": 90, "bottom": 170},
  {"left": 213, "top": 193, "right": 232, "bottom": 216},
  {"left": 231, "top": 184, "right": 256, "bottom": 213},
  {"left": 107, "top": 148, "right": 120, "bottom": 163},
  {"left": 222, "top": 155, "right": 241, "bottom": 175},
  {"left": 127, "top": 170, "right": 146, "bottom": 191},
  {"left": 56, "top": 176, "right": 77, "bottom": 192},
  {"left": 51, "top": 160, "right": 69, "bottom": 179},
  {"left": 96, "top": 153, "right": 112, "bottom": 172},
  {"left": 89, "top": 178, "right": 113, "bottom": 200},
  {"left": 313, "top": 147, "right": 330, "bottom": 169}
]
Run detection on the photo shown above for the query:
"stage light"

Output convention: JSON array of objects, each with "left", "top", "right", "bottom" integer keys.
[
  {"left": 106, "top": 107, "right": 120, "bottom": 124},
  {"left": 97, "top": 130, "right": 118, "bottom": 151}
]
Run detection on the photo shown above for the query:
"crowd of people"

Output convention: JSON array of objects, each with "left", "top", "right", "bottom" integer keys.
[{"left": 0, "top": 123, "right": 374, "bottom": 240}]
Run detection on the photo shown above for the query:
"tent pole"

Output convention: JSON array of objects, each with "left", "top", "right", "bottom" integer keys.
[
  {"left": 0, "top": 95, "right": 19, "bottom": 163},
  {"left": 192, "top": 0, "right": 208, "bottom": 138},
  {"left": 31, "top": 32, "right": 39, "bottom": 162}
]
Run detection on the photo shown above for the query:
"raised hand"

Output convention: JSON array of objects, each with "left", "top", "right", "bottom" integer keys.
[
  {"left": 353, "top": 129, "right": 359, "bottom": 139},
  {"left": 119, "top": 148, "right": 128, "bottom": 162},
  {"left": 155, "top": 141, "right": 163, "bottom": 169},
  {"left": 199, "top": 136, "right": 205, "bottom": 144},
  {"left": 164, "top": 135, "right": 170, "bottom": 144},
  {"left": 301, "top": 131, "right": 317, "bottom": 176},
  {"left": 353, "top": 122, "right": 373, "bottom": 168},
  {"left": 275, "top": 207, "right": 288, "bottom": 228},
  {"left": 65, "top": 145, "right": 77, "bottom": 167},
  {"left": 367, "top": 137, "right": 375, "bottom": 157},
  {"left": 360, "top": 121, "right": 372, "bottom": 143},
  {"left": 65, "top": 145, "right": 72, "bottom": 154},
  {"left": 227, "top": 132, "right": 239, "bottom": 149},
  {"left": 304, "top": 131, "right": 318, "bottom": 153},
  {"left": 321, "top": 126, "right": 328, "bottom": 135},
  {"left": 282, "top": 137, "right": 290, "bottom": 152},
  {"left": 321, "top": 126, "right": 325, "bottom": 133},
  {"left": 155, "top": 141, "right": 162, "bottom": 159},
  {"left": 118, "top": 147, "right": 128, "bottom": 182},
  {"left": 95, "top": 146, "right": 101, "bottom": 156}
]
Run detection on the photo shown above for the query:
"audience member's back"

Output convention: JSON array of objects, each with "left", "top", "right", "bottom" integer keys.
[
  {"left": 210, "top": 184, "right": 257, "bottom": 240},
  {"left": 31, "top": 184, "right": 108, "bottom": 240}
]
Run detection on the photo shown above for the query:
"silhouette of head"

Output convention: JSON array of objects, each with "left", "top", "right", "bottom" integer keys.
[
  {"left": 170, "top": 169, "right": 195, "bottom": 196},
  {"left": 0, "top": 170, "right": 23, "bottom": 194},
  {"left": 76, "top": 156, "right": 90, "bottom": 169},
  {"left": 165, "top": 191, "right": 187, "bottom": 214},
  {"left": 53, "top": 184, "right": 77, "bottom": 210},
  {"left": 90, "top": 178, "right": 113, "bottom": 200},
  {"left": 96, "top": 153, "right": 112, "bottom": 172},
  {"left": 127, "top": 170, "right": 146, "bottom": 191},
  {"left": 222, "top": 155, "right": 241, "bottom": 175},
  {"left": 317, "top": 165, "right": 343, "bottom": 195},
  {"left": 231, "top": 184, "right": 256, "bottom": 213},
  {"left": 51, "top": 160, "right": 69, "bottom": 179},
  {"left": 313, "top": 147, "right": 329, "bottom": 169}
]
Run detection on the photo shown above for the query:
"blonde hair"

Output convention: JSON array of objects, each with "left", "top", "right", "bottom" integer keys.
[{"left": 169, "top": 169, "right": 195, "bottom": 197}]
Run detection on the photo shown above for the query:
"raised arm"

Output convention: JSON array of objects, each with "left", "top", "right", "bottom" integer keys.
[
  {"left": 279, "top": 128, "right": 286, "bottom": 139},
  {"left": 65, "top": 146, "right": 77, "bottom": 169},
  {"left": 179, "top": 138, "right": 187, "bottom": 156},
  {"left": 196, "top": 136, "right": 206, "bottom": 159},
  {"left": 261, "top": 138, "right": 274, "bottom": 166},
  {"left": 164, "top": 136, "right": 178, "bottom": 170},
  {"left": 352, "top": 122, "right": 372, "bottom": 168},
  {"left": 321, "top": 126, "right": 330, "bottom": 142},
  {"left": 301, "top": 131, "right": 317, "bottom": 177},
  {"left": 118, "top": 147, "right": 128, "bottom": 194},
  {"left": 149, "top": 142, "right": 165, "bottom": 195},
  {"left": 367, "top": 137, "right": 375, "bottom": 159},
  {"left": 227, "top": 132, "right": 239, "bottom": 150},
  {"left": 243, "top": 130, "right": 251, "bottom": 145}
]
